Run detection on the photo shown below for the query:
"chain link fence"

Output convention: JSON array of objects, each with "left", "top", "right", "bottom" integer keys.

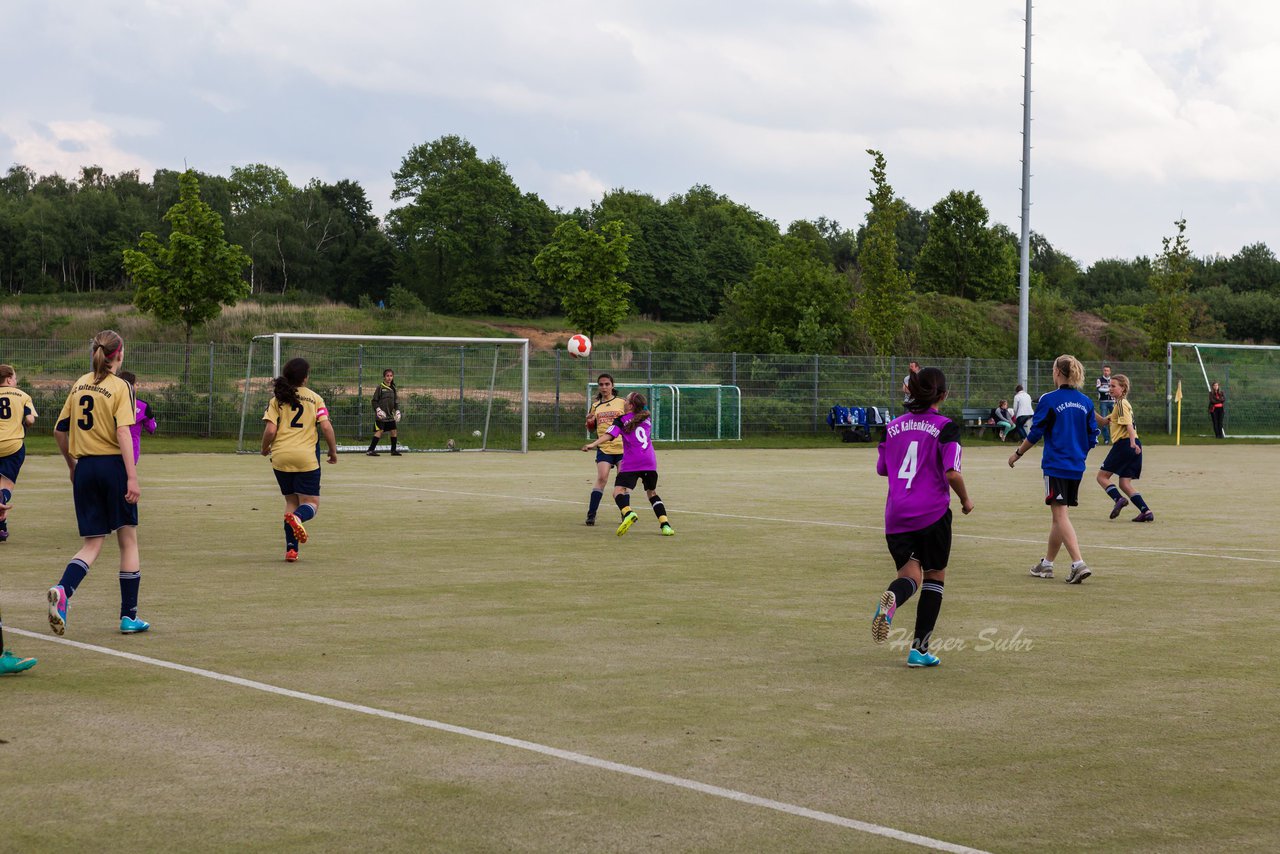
[{"left": 2, "top": 339, "right": 1273, "bottom": 440}]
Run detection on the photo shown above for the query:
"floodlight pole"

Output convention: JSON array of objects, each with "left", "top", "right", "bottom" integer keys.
[{"left": 1017, "top": 0, "right": 1033, "bottom": 389}]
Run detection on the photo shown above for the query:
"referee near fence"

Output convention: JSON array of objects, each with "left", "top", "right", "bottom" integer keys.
[{"left": 366, "top": 369, "right": 401, "bottom": 456}]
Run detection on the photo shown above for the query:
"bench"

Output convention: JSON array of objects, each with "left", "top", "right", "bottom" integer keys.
[{"left": 961, "top": 407, "right": 997, "bottom": 438}]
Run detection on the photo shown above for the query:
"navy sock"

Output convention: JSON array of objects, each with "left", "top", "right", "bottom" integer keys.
[
  {"left": 295, "top": 503, "right": 316, "bottom": 522},
  {"left": 284, "top": 520, "right": 299, "bottom": 551},
  {"left": 1105, "top": 484, "right": 1122, "bottom": 502},
  {"left": 913, "top": 580, "right": 945, "bottom": 652},
  {"left": 1, "top": 488, "right": 11, "bottom": 504},
  {"left": 887, "top": 576, "right": 918, "bottom": 609},
  {"left": 119, "top": 571, "right": 141, "bottom": 619},
  {"left": 587, "top": 489, "right": 604, "bottom": 518},
  {"left": 58, "top": 558, "right": 90, "bottom": 598},
  {"left": 1131, "top": 493, "right": 1150, "bottom": 513}
]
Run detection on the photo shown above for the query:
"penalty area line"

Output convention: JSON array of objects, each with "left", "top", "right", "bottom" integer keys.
[{"left": 10, "top": 628, "right": 989, "bottom": 854}]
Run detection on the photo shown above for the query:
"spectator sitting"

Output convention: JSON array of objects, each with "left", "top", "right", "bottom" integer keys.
[{"left": 991, "top": 400, "right": 1016, "bottom": 441}]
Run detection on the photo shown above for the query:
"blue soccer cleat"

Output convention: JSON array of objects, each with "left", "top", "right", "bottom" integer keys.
[
  {"left": 907, "top": 649, "right": 941, "bottom": 668},
  {"left": 47, "top": 585, "right": 68, "bottom": 636},
  {"left": 871, "top": 590, "right": 897, "bottom": 644},
  {"left": 120, "top": 616, "right": 151, "bottom": 634},
  {"left": 0, "top": 650, "right": 37, "bottom": 674}
]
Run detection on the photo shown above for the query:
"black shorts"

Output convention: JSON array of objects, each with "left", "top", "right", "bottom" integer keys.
[
  {"left": 1044, "top": 475, "right": 1081, "bottom": 506},
  {"left": 274, "top": 467, "right": 322, "bottom": 497},
  {"left": 1100, "top": 439, "right": 1143, "bottom": 479},
  {"left": 615, "top": 469, "right": 658, "bottom": 491},
  {"left": 375, "top": 419, "right": 397, "bottom": 432},
  {"left": 885, "top": 509, "right": 952, "bottom": 572},
  {"left": 0, "top": 445, "right": 25, "bottom": 483},
  {"left": 73, "top": 455, "right": 138, "bottom": 537}
]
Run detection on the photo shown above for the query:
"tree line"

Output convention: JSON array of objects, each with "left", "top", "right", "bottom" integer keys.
[{"left": 3, "top": 134, "right": 1279, "bottom": 355}]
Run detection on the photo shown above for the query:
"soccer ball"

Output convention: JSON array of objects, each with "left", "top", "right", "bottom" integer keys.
[
  {"left": 535, "top": 430, "right": 545, "bottom": 439},
  {"left": 567, "top": 334, "right": 592, "bottom": 359},
  {"left": 472, "top": 429, "right": 482, "bottom": 437}
]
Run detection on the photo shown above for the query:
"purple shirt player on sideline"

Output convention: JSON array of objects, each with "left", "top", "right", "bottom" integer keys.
[{"left": 876, "top": 409, "right": 963, "bottom": 534}]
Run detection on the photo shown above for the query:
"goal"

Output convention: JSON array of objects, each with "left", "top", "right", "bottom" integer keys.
[
  {"left": 237, "top": 333, "right": 530, "bottom": 453},
  {"left": 586, "top": 382, "right": 741, "bottom": 441},
  {"left": 1167, "top": 341, "right": 1280, "bottom": 438}
]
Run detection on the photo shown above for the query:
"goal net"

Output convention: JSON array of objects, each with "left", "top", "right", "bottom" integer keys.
[
  {"left": 237, "top": 334, "right": 530, "bottom": 453},
  {"left": 586, "top": 382, "right": 741, "bottom": 441},
  {"left": 1167, "top": 341, "right": 1280, "bottom": 438}
]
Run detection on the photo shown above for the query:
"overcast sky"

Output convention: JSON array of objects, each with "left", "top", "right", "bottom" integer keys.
[{"left": 3, "top": 1, "right": 1278, "bottom": 267}]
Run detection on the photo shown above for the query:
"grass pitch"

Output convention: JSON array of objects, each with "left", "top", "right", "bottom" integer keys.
[{"left": 2, "top": 444, "right": 1277, "bottom": 852}]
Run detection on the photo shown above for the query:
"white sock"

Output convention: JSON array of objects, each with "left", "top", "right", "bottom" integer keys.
[{"left": 1041, "top": 558, "right": 1054, "bottom": 567}]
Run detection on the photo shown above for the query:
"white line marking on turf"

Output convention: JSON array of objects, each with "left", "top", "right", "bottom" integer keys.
[
  {"left": 355, "top": 482, "right": 1280, "bottom": 565},
  {"left": 10, "top": 629, "right": 988, "bottom": 854}
]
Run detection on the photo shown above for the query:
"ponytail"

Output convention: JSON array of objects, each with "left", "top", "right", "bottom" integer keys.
[
  {"left": 622, "top": 391, "right": 650, "bottom": 433},
  {"left": 90, "top": 330, "right": 124, "bottom": 383},
  {"left": 905, "top": 367, "right": 948, "bottom": 414},
  {"left": 273, "top": 357, "right": 309, "bottom": 409}
]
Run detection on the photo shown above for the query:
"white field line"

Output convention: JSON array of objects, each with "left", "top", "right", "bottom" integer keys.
[
  {"left": 353, "top": 482, "right": 1280, "bottom": 566},
  {"left": 9, "top": 628, "right": 989, "bottom": 854}
]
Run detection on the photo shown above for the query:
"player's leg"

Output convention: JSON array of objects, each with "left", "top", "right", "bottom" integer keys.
[
  {"left": 874, "top": 548, "right": 921, "bottom": 644},
  {"left": 49, "top": 536, "right": 105, "bottom": 635},
  {"left": 0, "top": 473, "right": 13, "bottom": 541},
  {"left": 116, "top": 525, "right": 148, "bottom": 633},
  {"left": 389, "top": 428, "right": 400, "bottom": 456},
  {"left": 909, "top": 568, "right": 946, "bottom": 667},
  {"left": 1122, "top": 475, "right": 1153, "bottom": 521},
  {"left": 644, "top": 475, "right": 672, "bottom": 535},
  {"left": 367, "top": 427, "right": 383, "bottom": 456},
  {"left": 587, "top": 459, "right": 612, "bottom": 525},
  {"left": 1098, "top": 468, "right": 1128, "bottom": 518},
  {"left": 0, "top": 606, "right": 37, "bottom": 674},
  {"left": 613, "top": 476, "right": 639, "bottom": 536}
]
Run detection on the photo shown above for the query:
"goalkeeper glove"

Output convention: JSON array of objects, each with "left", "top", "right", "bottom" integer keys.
[
  {"left": 376, "top": 408, "right": 387, "bottom": 420},
  {"left": 395, "top": 409, "right": 402, "bottom": 422}
]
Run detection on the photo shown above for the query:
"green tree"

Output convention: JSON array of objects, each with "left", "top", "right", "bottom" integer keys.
[
  {"left": 853, "top": 150, "right": 912, "bottom": 356},
  {"left": 914, "top": 190, "right": 1015, "bottom": 301},
  {"left": 533, "top": 220, "right": 632, "bottom": 342},
  {"left": 716, "top": 236, "right": 853, "bottom": 354},
  {"left": 123, "top": 170, "right": 250, "bottom": 382},
  {"left": 389, "top": 135, "right": 556, "bottom": 316},
  {"left": 1144, "top": 218, "right": 1194, "bottom": 360}
]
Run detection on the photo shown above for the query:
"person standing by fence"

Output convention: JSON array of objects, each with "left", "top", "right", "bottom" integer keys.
[
  {"left": 1208, "top": 382, "right": 1226, "bottom": 439},
  {"left": 1011, "top": 384, "right": 1034, "bottom": 441},
  {"left": 1095, "top": 364, "right": 1113, "bottom": 445},
  {"left": 366, "top": 369, "right": 401, "bottom": 456}
]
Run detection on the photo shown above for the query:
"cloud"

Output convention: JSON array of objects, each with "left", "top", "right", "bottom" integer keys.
[{"left": 0, "top": 119, "right": 153, "bottom": 180}]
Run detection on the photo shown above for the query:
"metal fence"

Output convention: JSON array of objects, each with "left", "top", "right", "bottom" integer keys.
[{"left": 2, "top": 339, "right": 1273, "bottom": 440}]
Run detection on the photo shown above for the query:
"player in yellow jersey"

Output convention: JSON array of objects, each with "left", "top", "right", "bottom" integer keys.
[
  {"left": 583, "top": 373, "right": 628, "bottom": 526},
  {"left": 0, "top": 364, "right": 38, "bottom": 543},
  {"left": 261, "top": 357, "right": 338, "bottom": 562},
  {"left": 46, "top": 330, "right": 150, "bottom": 636},
  {"left": 1094, "top": 373, "right": 1155, "bottom": 523}
]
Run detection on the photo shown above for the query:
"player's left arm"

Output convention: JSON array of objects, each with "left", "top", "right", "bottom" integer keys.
[
  {"left": 320, "top": 419, "right": 338, "bottom": 464},
  {"left": 23, "top": 392, "right": 37, "bottom": 425}
]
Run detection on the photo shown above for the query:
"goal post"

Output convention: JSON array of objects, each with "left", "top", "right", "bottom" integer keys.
[
  {"left": 237, "top": 333, "right": 530, "bottom": 453},
  {"left": 586, "top": 382, "right": 741, "bottom": 441},
  {"left": 1167, "top": 341, "right": 1280, "bottom": 438}
]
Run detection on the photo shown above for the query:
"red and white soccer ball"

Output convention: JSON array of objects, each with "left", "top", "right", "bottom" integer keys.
[{"left": 567, "top": 334, "right": 592, "bottom": 359}]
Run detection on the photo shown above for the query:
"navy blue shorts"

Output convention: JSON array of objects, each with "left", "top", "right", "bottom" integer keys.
[
  {"left": 274, "top": 467, "right": 321, "bottom": 497},
  {"left": 73, "top": 455, "right": 138, "bottom": 537},
  {"left": 0, "top": 446, "right": 25, "bottom": 483},
  {"left": 1100, "top": 439, "right": 1143, "bottom": 479},
  {"left": 595, "top": 450, "right": 623, "bottom": 467}
]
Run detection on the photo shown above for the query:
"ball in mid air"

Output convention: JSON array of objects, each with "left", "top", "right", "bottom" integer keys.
[
  {"left": 535, "top": 430, "right": 545, "bottom": 439},
  {"left": 567, "top": 334, "right": 592, "bottom": 359}
]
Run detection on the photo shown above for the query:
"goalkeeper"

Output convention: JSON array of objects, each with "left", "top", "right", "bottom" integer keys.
[{"left": 366, "top": 369, "right": 402, "bottom": 456}]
